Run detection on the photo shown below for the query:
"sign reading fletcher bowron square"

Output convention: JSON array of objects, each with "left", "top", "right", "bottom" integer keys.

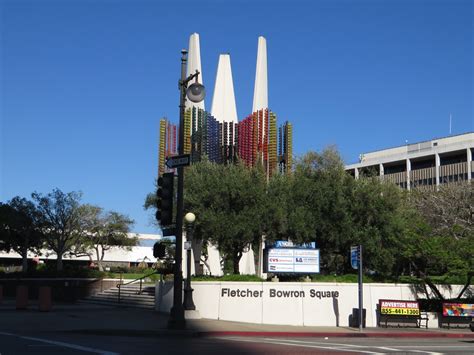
[
  {"left": 156, "top": 281, "right": 468, "bottom": 327},
  {"left": 221, "top": 287, "right": 339, "bottom": 299}
]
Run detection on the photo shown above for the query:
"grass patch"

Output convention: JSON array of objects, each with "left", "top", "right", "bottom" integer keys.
[{"left": 193, "top": 274, "right": 264, "bottom": 282}]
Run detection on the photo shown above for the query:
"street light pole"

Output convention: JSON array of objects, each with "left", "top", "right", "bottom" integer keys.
[
  {"left": 168, "top": 49, "right": 188, "bottom": 329},
  {"left": 183, "top": 212, "right": 196, "bottom": 310},
  {"left": 167, "top": 49, "right": 204, "bottom": 329}
]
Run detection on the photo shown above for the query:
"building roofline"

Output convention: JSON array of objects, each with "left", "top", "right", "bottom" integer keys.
[{"left": 358, "top": 131, "right": 473, "bottom": 156}]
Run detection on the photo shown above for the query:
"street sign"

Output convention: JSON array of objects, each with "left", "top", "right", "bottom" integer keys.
[
  {"left": 165, "top": 154, "right": 190, "bottom": 169},
  {"left": 351, "top": 246, "right": 359, "bottom": 270}
]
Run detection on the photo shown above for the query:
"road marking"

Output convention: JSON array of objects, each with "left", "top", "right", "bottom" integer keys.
[
  {"left": 0, "top": 331, "right": 119, "bottom": 355},
  {"left": 264, "top": 338, "right": 373, "bottom": 348},
  {"left": 373, "top": 347, "right": 400, "bottom": 351},
  {"left": 220, "top": 336, "right": 383, "bottom": 354},
  {"left": 268, "top": 339, "right": 448, "bottom": 354},
  {"left": 396, "top": 345, "right": 473, "bottom": 349}
]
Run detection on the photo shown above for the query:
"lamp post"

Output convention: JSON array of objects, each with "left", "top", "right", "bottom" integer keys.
[
  {"left": 183, "top": 212, "right": 196, "bottom": 310},
  {"left": 168, "top": 49, "right": 205, "bottom": 330}
]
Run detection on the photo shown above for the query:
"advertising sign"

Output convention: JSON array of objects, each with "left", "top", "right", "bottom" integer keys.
[
  {"left": 442, "top": 303, "right": 474, "bottom": 317},
  {"left": 265, "top": 242, "right": 320, "bottom": 274},
  {"left": 379, "top": 299, "right": 420, "bottom": 316}
]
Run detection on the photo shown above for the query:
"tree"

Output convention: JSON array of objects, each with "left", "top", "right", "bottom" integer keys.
[
  {"left": 399, "top": 182, "right": 474, "bottom": 299},
  {"left": 272, "top": 148, "right": 355, "bottom": 274},
  {"left": 184, "top": 159, "right": 267, "bottom": 274},
  {"left": 348, "top": 177, "right": 406, "bottom": 275},
  {"left": 0, "top": 197, "right": 44, "bottom": 272},
  {"left": 266, "top": 147, "right": 407, "bottom": 275},
  {"left": 410, "top": 182, "right": 473, "bottom": 240},
  {"left": 32, "top": 189, "right": 83, "bottom": 271},
  {"left": 73, "top": 205, "right": 137, "bottom": 271}
]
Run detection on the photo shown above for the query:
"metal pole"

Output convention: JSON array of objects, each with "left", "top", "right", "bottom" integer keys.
[
  {"left": 168, "top": 49, "right": 187, "bottom": 329},
  {"left": 358, "top": 244, "right": 363, "bottom": 331},
  {"left": 118, "top": 272, "right": 123, "bottom": 303},
  {"left": 183, "top": 223, "right": 196, "bottom": 310}
]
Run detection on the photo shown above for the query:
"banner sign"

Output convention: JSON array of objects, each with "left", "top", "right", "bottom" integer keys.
[
  {"left": 265, "top": 247, "right": 320, "bottom": 274},
  {"left": 442, "top": 303, "right": 474, "bottom": 317},
  {"left": 350, "top": 246, "right": 359, "bottom": 270},
  {"left": 379, "top": 299, "right": 420, "bottom": 316}
]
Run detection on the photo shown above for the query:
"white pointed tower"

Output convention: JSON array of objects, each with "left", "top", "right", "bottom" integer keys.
[
  {"left": 185, "top": 33, "right": 205, "bottom": 111},
  {"left": 252, "top": 36, "right": 268, "bottom": 113},
  {"left": 211, "top": 54, "right": 238, "bottom": 124}
]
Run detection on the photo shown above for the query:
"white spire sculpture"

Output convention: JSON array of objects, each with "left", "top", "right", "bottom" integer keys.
[
  {"left": 211, "top": 54, "right": 238, "bottom": 124},
  {"left": 252, "top": 36, "right": 268, "bottom": 113},
  {"left": 186, "top": 33, "right": 205, "bottom": 111}
]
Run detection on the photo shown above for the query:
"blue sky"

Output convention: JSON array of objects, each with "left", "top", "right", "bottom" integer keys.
[{"left": 1, "top": 0, "right": 473, "bottom": 234}]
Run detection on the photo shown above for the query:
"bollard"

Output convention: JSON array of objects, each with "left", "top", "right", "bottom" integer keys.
[
  {"left": 16, "top": 285, "right": 28, "bottom": 310},
  {"left": 39, "top": 286, "right": 52, "bottom": 312}
]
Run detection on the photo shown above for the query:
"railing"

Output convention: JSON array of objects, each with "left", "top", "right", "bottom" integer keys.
[
  {"left": 410, "top": 166, "right": 436, "bottom": 189},
  {"left": 382, "top": 171, "right": 407, "bottom": 188},
  {"left": 116, "top": 271, "right": 159, "bottom": 303},
  {"left": 439, "top": 162, "right": 468, "bottom": 183},
  {"left": 380, "top": 162, "right": 471, "bottom": 189}
]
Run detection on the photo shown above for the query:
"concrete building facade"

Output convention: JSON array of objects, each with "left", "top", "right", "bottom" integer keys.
[{"left": 346, "top": 132, "right": 474, "bottom": 189}]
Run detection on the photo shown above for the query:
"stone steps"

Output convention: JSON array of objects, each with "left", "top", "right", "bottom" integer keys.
[{"left": 79, "top": 283, "right": 156, "bottom": 309}]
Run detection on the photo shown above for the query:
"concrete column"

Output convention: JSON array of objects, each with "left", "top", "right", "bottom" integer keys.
[
  {"left": 435, "top": 153, "right": 440, "bottom": 187},
  {"left": 379, "top": 164, "right": 384, "bottom": 177},
  {"left": 355, "top": 168, "right": 359, "bottom": 180},
  {"left": 257, "top": 236, "right": 267, "bottom": 279},
  {"left": 467, "top": 148, "right": 472, "bottom": 182},
  {"left": 406, "top": 159, "right": 411, "bottom": 190}
]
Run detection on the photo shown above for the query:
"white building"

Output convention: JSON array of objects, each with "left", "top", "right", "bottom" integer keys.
[
  {"left": 346, "top": 132, "right": 473, "bottom": 189},
  {"left": 0, "top": 233, "right": 161, "bottom": 268}
]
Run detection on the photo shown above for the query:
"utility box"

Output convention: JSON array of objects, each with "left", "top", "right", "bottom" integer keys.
[{"left": 350, "top": 308, "right": 366, "bottom": 328}]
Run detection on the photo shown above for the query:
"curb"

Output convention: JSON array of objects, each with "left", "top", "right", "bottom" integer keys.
[{"left": 196, "top": 331, "right": 474, "bottom": 339}]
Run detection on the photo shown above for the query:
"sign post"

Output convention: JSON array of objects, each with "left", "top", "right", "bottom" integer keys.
[
  {"left": 351, "top": 245, "right": 363, "bottom": 331},
  {"left": 358, "top": 245, "right": 363, "bottom": 331}
]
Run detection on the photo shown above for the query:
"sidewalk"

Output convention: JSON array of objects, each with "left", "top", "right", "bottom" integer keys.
[{"left": 1, "top": 300, "right": 473, "bottom": 339}]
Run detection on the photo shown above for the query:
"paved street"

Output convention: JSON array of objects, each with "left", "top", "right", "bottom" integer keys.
[
  {"left": 1, "top": 332, "right": 474, "bottom": 354},
  {"left": 218, "top": 336, "right": 474, "bottom": 354},
  {"left": 0, "top": 300, "right": 473, "bottom": 354}
]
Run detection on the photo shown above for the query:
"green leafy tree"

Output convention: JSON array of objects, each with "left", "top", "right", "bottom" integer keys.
[
  {"left": 263, "top": 172, "right": 291, "bottom": 242},
  {"left": 32, "top": 189, "right": 83, "bottom": 271},
  {"left": 266, "top": 146, "right": 407, "bottom": 276},
  {"left": 185, "top": 159, "right": 267, "bottom": 274},
  {"left": 348, "top": 177, "right": 406, "bottom": 275},
  {"left": 73, "top": 205, "right": 137, "bottom": 271},
  {"left": 284, "top": 148, "right": 354, "bottom": 274},
  {"left": 0, "top": 197, "right": 44, "bottom": 272}
]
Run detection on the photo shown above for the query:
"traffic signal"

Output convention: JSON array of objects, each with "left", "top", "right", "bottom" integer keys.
[
  {"left": 156, "top": 172, "right": 174, "bottom": 226},
  {"left": 153, "top": 242, "right": 166, "bottom": 259}
]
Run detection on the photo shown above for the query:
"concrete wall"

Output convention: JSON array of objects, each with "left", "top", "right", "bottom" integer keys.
[
  {"left": 156, "top": 281, "right": 466, "bottom": 328},
  {"left": 0, "top": 278, "right": 118, "bottom": 301}
]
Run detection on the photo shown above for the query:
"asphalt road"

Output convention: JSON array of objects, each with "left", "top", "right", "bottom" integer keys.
[{"left": 1, "top": 332, "right": 474, "bottom": 354}]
